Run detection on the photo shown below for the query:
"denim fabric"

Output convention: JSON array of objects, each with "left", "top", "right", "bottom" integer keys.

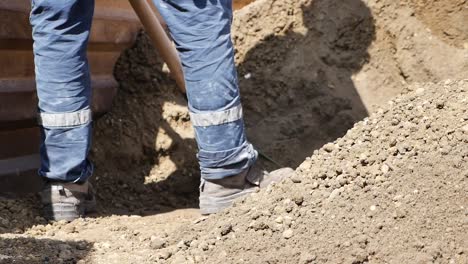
[
  {"left": 153, "top": 0, "right": 257, "bottom": 179},
  {"left": 30, "top": 0, "right": 94, "bottom": 183},
  {"left": 30, "top": 0, "right": 255, "bottom": 182}
]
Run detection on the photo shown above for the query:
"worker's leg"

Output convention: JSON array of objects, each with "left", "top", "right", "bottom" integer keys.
[
  {"left": 30, "top": 0, "right": 95, "bottom": 183},
  {"left": 153, "top": 0, "right": 257, "bottom": 180}
]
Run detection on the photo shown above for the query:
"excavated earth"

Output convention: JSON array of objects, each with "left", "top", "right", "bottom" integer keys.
[
  {"left": 0, "top": 0, "right": 467, "bottom": 263},
  {"left": 167, "top": 79, "right": 468, "bottom": 263}
]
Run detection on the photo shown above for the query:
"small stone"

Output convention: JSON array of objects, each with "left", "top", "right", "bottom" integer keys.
[
  {"left": 198, "top": 241, "right": 209, "bottom": 251},
  {"left": 375, "top": 176, "right": 385, "bottom": 183},
  {"left": 381, "top": 164, "right": 390, "bottom": 174},
  {"left": 292, "top": 195, "right": 304, "bottom": 206},
  {"left": 171, "top": 254, "right": 187, "bottom": 264},
  {"left": 291, "top": 174, "right": 302, "bottom": 183},
  {"left": 75, "top": 241, "right": 88, "bottom": 251},
  {"left": 275, "top": 216, "right": 283, "bottom": 224},
  {"left": 189, "top": 240, "right": 199, "bottom": 248},
  {"left": 62, "top": 225, "right": 76, "bottom": 234},
  {"left": 328, "top": 189, "right": 341, "bottom": 200},
  {"left": 359, "top": 153, "right": 369, "bottom": 165},
  {"left": 393, "top": 209, "right": 407, "bottom": 219},
  {"left": 150, "top": 237, "right": 166, "bottom": 249},
  {"left": 436, "top": 101, "right": 445, "bottom": 109},
  {"left": 100, "top": 242, "right": 111, "bottom": 249},
  {"left": 250, "top": 221, "right": 269, "bottom": 231},
  {"left": 299, "top": 253, "right": 317, "bottom": 264},
  {"left": 370, "top": 205, "right": 377, "bottom": 211},
  {"left": 282, "top": 229, "right": 294, "bottom": 239},
  {"left": 177, "top": 240, "right": 188, "bottom": 249},
  {"left": 323, "top": 143, "right": 335, "bottom": 153},
  {"left": 461, "top": 124, "right": 468, "bottom": 133},
  {"left": 220, "top": 224, "right": 233, "bottom": 236},
  {"left": 157, "top": 250, "right": 172, "bottom": 260},
  {"left": 284, "top": 202, "right": 294, "bottom": 213}
]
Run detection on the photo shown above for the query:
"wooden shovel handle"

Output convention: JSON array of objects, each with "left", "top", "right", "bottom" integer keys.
[{"left": 129, "top": 0, "right": 186, "bottom": 93}]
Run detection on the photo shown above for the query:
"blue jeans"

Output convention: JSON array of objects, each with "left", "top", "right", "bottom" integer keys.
[
  {"left": 153, "top": 0, "right": 257, "bottom": 179},
  {"left": 31, "top": 0, "right": 256, "bottom": 182},
  {"left": 31, "top": 0, "right": 94, "bottom": 183}
]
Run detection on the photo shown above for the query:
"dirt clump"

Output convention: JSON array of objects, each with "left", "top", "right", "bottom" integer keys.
[{"left": 166, "top": 79, "right": 467, "bottom": 263}]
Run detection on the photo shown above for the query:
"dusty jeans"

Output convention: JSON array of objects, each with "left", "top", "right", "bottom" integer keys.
[
  {"left": 153, "top": 0, "right": 257, "bottom": 179},
  {"left": 30, "top": 0, "right": 256, "bottom": 182},
  {"left": 31, "top": 0, "right": 94, "bottom": 183}
]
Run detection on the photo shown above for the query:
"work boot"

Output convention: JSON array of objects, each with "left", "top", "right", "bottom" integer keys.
[
  {"left": 40, "top": 181, "right": 96, "bottom": 222},
  {"left": 199, "top": 165, "right": 294, "bottom": 215}
]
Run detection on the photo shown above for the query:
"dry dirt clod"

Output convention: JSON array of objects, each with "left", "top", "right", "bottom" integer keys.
[
  {"left": 290, "top": 174, "right": 303, "bottom": 183},
  {"left": 292, "top": 195, "right": 304, "bottom": 206},
  {"left": 220, "top": 224, "right": 233, "bottom": 236},
  {"left": 282, "top": 229, "right": 294, "bottom": 239},
  {"left": 157, "top": 250, "right": 172, "bottom": 260},
  {"left": 150, "top": 236, "right": 167, "bottom": 250}
]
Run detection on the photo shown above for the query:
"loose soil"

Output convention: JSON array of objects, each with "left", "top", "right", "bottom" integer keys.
[
  {"left": 168, "top": 79, "right": 468, "bottom": 264},
  {"left": 0, "top": 0, "right": 467, "bottom": 263}
]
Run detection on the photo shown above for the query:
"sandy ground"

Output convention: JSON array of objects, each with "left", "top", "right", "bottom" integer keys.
[{"left": 0, "top": 0, "right": 467, "bottom": 263}]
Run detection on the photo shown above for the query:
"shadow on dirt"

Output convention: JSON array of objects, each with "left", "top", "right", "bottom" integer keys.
[
  {"left": 239, "top": 0, "right": 375, "bottom": 168},
  {"left": 89, "top": 0, "right": 375, "bottom": 216},
  {"left": 0, "top": 0, "right": 376, "bottom": 226},
  {"left": 0, "top": 237, "right": 92, "bottom": 263}
]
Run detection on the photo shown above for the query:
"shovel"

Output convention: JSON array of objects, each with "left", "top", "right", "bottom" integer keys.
[{"left": 129, "top": 0, "right": 186, "bottom": 93}]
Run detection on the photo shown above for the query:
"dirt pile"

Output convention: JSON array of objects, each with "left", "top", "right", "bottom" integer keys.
[
  {"left": 164, "top": 79, "right": 467, "bottom": 263},
  {"left": 232, "top": 0, "right": 467, "bottom": 167},
  {"left": 88, "top": 0, "right": 468, "bottom": 214},
  {"left": 0, "top": 0, "right": 467, "bottom": 263}
]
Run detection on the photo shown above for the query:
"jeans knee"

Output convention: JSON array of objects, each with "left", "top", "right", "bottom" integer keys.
[{"left": 187, "top": 73, "right": 240, "bottom": 111}]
